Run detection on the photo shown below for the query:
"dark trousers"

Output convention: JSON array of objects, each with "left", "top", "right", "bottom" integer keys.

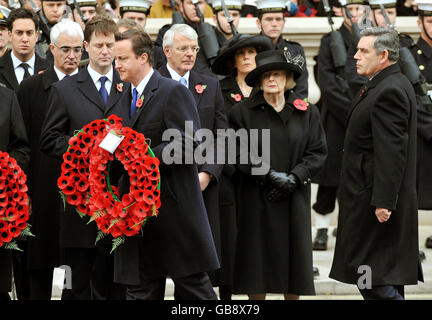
[
  {"left": 61, "top": 246, "right": 126, "bottom": 300},
  {"left": 126, "top": 272, "right": 217, "bottom": 300},
  {"left": 29, "top": 268, "right": 54, "bottom": 300},
  {"left": 11, "top": 241, "right": 30, "bottom": 300},
  {"left": 312, "top": 185, "right": 338, "bottom": 215},
  {"left": 358, "top": 285, "right": 405, "bottom": 300}
]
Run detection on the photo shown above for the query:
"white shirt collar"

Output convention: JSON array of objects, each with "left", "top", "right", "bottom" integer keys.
[
  {"left": 54, "top": 66, "right": 79, "bottom": 81},
  {"left": 87, "top": 64, "right": 113, "bottom": 85},
  {"left": 132, "top": 68, "right": 154, "bottom": 97},
  {"left": 166, "top": 63, "right": 190, "bottom": 85},
  {"left": 11, "top": 51, "right": 35, "bottom": 71}
]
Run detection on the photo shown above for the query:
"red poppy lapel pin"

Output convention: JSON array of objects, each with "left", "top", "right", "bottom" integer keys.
[
  {"left": 231, "top": 93, "right": 242, "bottom": 102},
  {"left": 38, "top": 70, "right": 45, "bottom": 75},
  {"left": 195, "top": 84, "right": 207, "bottom": 94},
  {"left": 136, "top": 93, "right": 144, "bottom": 108},
  {"left": 293, "top": 99, "right": 308, "bottom": 111},
  {"left": 116, "top": 83, "right": 124, "bottom": 93}
]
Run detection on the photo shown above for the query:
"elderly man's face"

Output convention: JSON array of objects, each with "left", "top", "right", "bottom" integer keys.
[
  {"left": 164, "top": 33, "right": 198, "bottom": 76},
  {"left": 354, "top": 35, "right": 384, "bottom": 78},
  {"left": 50, "top": 33, "right": 82, "bottom": 74}
]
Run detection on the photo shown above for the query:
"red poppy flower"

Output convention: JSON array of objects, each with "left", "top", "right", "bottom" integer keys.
[
  {"left": 195, "top": 84, "right": 204, "bottom": 94},
  {"left": 136, "top": 98, "right": 143, "bottom": 108},
  {"left": 293, "top": 99, "right": 308, "bottom": 111},
  {"left": 0, "top": 228, "right": 13, "bottom": 243},
  {"left": 231, "top": 93, "right": 242, "bottom": 102},
  {"left": 116, "top": 83, "right": 123, "bottom": 93}
]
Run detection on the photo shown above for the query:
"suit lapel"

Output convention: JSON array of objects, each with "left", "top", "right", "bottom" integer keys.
[
  {"left": 130, "top": 71, "right": 159, "bottom": 128},
  {"left": 106, "top": 69, "right": 123, "bottom": 113},
  {"left": 188, "top": 71, "right": 202, "bottom": 107},
  {"left": 0, "top": 51, "right": 19, "bottom": 91},
  {"left": 42, "top": 67, "right": 59, "bottom": 91},
  {"left": 76, "top": 67, "right": 106, "bottom": 112},
  {"left": 34, "top": 54, "right": 48, "bottom": 73}
]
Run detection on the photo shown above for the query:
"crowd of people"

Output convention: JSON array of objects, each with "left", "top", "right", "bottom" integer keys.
[{"left": 0, "top": 0, "right": 430, "bottom": 301}]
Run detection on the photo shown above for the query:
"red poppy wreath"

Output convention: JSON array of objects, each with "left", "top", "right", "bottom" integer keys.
[
  {"left": 58, "top": 115, "right": 161, "bottom": 252},
  {"left": 0, "top": 151, "right": 33, "bottom": 250}
]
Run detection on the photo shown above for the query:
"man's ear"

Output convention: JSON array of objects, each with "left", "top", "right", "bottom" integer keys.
[
  {"left": 84, "top": 41, "right": 89, "bottom": 53},
  {"left": 140, "top": 52, "right": 149, "bottom": 65},
  {"left": 379, "top": 49, "right": 389, "bottom": 64},
  {"left": 256, "top": 17, "right": 262, "bottom": 30},
  {"left": 49, "top": 43, "right": 55, "bottom": 56},
  {"left": 163, "top": 45, "right": 171, "bottom": 58}
]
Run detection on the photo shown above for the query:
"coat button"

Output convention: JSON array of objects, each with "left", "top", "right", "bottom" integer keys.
[
  {"left": 419, "top": 65, "right": 425, "bottom": 71},
  {"left": 417, "top": 49, "right": 422, "bottom": 55}
]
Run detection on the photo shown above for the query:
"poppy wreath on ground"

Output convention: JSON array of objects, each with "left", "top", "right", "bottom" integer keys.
[
  {"left": 0, "top": 150, "right": 33, "bottom": 250},
  {"left": 57, "top": 115, "right": 161, "bottom": 252}
]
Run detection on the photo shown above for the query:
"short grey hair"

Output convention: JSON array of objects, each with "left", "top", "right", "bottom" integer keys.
[
  {"left": 162, "top": 23, "right": 198, "bottom": 48},
  {"left": 50, "top": 19, "right": 84, "bottom": 45},
  {"left": 360, "top": 26, "right": 399, "bottom": 62}
]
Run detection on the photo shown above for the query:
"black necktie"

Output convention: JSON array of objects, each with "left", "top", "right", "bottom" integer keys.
[{"left": 20, "top": 63, "right": 30, "bottom": 80}]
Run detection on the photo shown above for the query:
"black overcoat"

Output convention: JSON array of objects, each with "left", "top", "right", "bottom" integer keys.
[
  {"left": 313, "top": 25, "right": 352, "bottom": 187},
  {"left": 409, "top": 37, "right": 432, "bottom": 209},
  {"left": 158, "top": 65, "right": 228, "bottom": 265},
  {"left": 0, "top": 87, "right": 30, "bottom": 292},
  {"left": 17, "top": 67, "right": 62, "bottom": 270},
  {"left": 113, "top": 71, "right": 220, "bottom": 285},
  {"left": 0, "top": 50, "right": 49, "bottom": 92},
  {"left": 216, "top": 75, "right": 258, "bottom": 287},
  {"left": 329, "top": 64, "right": 424, "bottom": 285},
  {"left": 229, "top": 90, "right": 327, "bottom": 294},
  {"left": 39, "top": 67, "right": 129, "bottom": 248}
]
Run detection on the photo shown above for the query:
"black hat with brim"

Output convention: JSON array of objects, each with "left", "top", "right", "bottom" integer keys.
[
  {"left": 245, "top": 50, "right": 304, "bottom": 87},
  {"left": 211, "top": 34, "right": 273, "bottom": 76}
]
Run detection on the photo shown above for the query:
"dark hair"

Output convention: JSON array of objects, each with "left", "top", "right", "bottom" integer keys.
[
  {"left": 7, "top": 8, "right": 39, "bottom": 32},
  {"left": 84, "top": 14, "right": 117, "bottom": 43},
  {"left": 115, "top": 29, "right": 154, "bottom": 67}
]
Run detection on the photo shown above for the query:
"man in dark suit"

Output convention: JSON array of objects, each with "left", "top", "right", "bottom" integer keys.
[
  {"left": 113, "top": 29, "right": 219, "bottom": 300},
  {"left": 17, "top": 19, "right": 84, "bottom": 300},
  {"left": 39, "top": 15, "right": 128, "bottom": 300},
  {"left": 0, "top": 7, "right": 49, "bottom": 300},
  {"left": 0, "top": 86, "right": 30, "bottom": 301},
  {"left": 330, "top": 27, "right": 423, "bottom": 300},
  {"left": 159, "top": 23, "right": 228, "bottom": 298},
  {"left": 154, "top": 0, "right": 220, "bottom": 76},
  {"left": 0, "top": 8, "right": 49, "bottom": 92}
]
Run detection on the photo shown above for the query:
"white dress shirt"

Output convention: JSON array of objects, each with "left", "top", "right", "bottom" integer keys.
[
  {"left": 11, "top": 52, "right": 35, "bottom": 84},
  {"left": 54, "top": 66, "right": 79, "bottom": 81},
  {"left": 166, "top": 63, "right": 190, "bottom": 87},
  {"left": 87, "top": 65, "right": 113, "bottom": 95}
]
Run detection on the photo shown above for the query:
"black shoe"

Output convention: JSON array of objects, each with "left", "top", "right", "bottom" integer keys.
[
  {"left": 425, "top": 236, "right": 432, "bottom": 249},
  {"left": 313, "top": 228, "right": 328, "bottom": 251},
  {"left": 313, "top": 267, "right": 320, "bottom": 278},
  {"left": 420, "top": 250, "right": 426, "bottom": 262},
  {"left": 332, "top": 228, "right": 337, "bottom": 237}
]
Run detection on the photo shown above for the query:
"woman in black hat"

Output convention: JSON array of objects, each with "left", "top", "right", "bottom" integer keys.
[
  {"left": 210, "top": 34, "right": 271, "bottom": 300},
  {"left": 229, "top": 50, "right": 327, "bottom": 300}
]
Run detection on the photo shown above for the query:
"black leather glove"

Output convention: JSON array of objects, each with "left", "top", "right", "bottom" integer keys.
[
  {"left": 267, "top": 169, "right": 299, "bottom": 194},
  {"left": 266, "top": 187, "right": 288, "bottom": 202}
]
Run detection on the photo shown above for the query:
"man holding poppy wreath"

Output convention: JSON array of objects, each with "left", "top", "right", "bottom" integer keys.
[
  {"left": 0, "top": 86, "right": 30, "bottom": 300},
  {"left": 113, "top": 28, "right": 219, "bottom": 300},
  {"left": 40, "top": 14, "right": 129, "bottom": 300}
]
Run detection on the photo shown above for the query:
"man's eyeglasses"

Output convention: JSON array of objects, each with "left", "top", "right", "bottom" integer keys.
[
  {"left": 174, "top": 46, "right": 200, "bottom": 53},
  {"left": 55, "top": 45, "right": 83, "bottom": 54}
]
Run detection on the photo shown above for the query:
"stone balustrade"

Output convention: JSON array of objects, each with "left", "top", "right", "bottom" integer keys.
[{"left": 145, "top": 17, "right": 420, "bottom": 104}]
